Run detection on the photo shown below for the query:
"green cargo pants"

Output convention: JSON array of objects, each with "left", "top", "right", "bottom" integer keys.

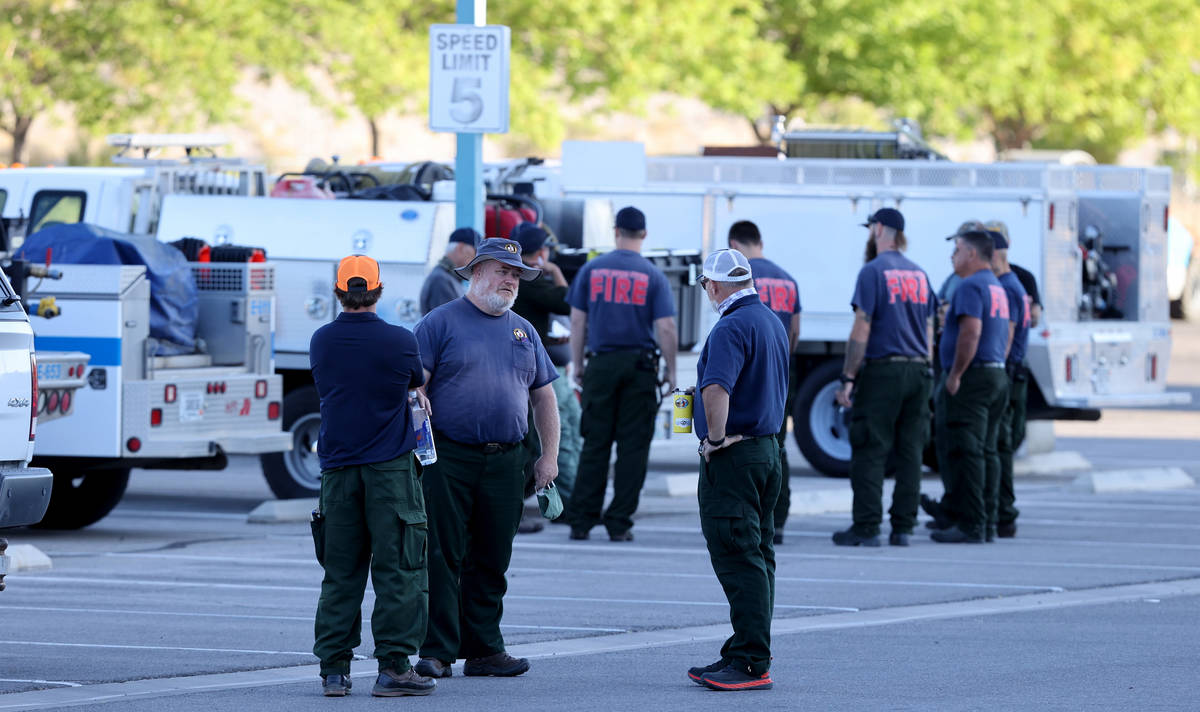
[
  {"left": 848, "top": 361, "right": 932, "bottom": 537},
  {"left": 420, "top": 437, "right": 525, "bottom": 663},
  {"left": 996, "top": 369, "right": 1028, "bottom": 526},
  {"left": 698, "top": 436, "right": 781, "bottom": 677},
  {"left": 570, "top": 349, "right": 659, "bottom": 536},
  {"left": 936, "top": 367, "right": 1008, "bottom": 537},
  {"left": 552, "top": 365, "right": 582, "bottom": 506},
  {"left": 313, "top": 454, "right": 428, "bottom": 676}
]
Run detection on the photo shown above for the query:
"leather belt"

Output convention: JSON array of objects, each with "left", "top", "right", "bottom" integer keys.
[
  {"left": 437, "top": 433, "right": 521, "bottom": 454},
  {"left": 867, "top": 356, "right": 930, "bottom": 365},
  {"left": 969, "top": 361, "right": 1005, "bottom": 369}
]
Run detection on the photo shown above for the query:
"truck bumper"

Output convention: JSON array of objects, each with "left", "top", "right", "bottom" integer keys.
[
  {"left": 131, "top": 431, "right": 293, "bottom": 459},
  {"left": 0, "top": 467, "right": 54, "bottom": 529},
  {"left": 1053, "top": 391, "right": 1193, "bottom": 409}
]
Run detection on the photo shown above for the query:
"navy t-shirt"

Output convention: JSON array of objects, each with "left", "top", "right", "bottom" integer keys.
[
  {"left": 310, "top": 312, "right": 424, "bottom": 471},
  {"left": 939, "top": 269, "right": 1010, "bottom": 371},
  {"left": 567, "top": 249, "right": 675, "bottom": 352},
  {"left": 694, "top": 295, "right": 789, "bottom": 440},
  {"left": 415, "top": 297, "right": 557, "bottom": 444},
  {"left": 851, "top": 251, "right": 936, "bottom": 359},
  {"left": 998, "top": 270, "right": 1030, "bottom": 366},
  {"left": 748, "top": 257, "right": 801, "bottom": 333}
]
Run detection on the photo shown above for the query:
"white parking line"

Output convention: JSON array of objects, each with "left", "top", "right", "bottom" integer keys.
[
  {"left": 0, "top": 681, "right": 81, "bottom": 689},
  {"left": 5, "top": 575, "right": 850, "bottom": 612},
  {"left": 0, "top": 640, "right": 311, "bottom": 656},
  {"left": 0, "top": 605, "right": 624, "bottom": 633},
  {"left": 511, "top": 541, "right": 1200, "bottom": 572},
  {"left": 2, "top": 577, "right": 1197, "bottom": 711},
  {"left": 108, "top": 509, "right": 248, "bottom": 521}
]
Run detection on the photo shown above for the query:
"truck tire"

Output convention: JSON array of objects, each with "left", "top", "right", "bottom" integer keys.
[
  {"left": 260, "top": 385, "right": 322, "bottom": 499},
  {"left": 32, "top": 468, "right": 130, "bottom": 530},
  {"left": 1171, "top": 258, "right": 1200, "bottom": 323},
  {"left": 792, "top": 359, "right": 851, "bottom": 477}
]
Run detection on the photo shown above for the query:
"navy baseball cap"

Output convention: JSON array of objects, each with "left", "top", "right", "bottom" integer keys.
[
  {"left": 449, "top": 227, "right": 481, "bottom": 246},
  {"left": 862, "top": 208, "right": 905, "bottom": 231},
  {"left": 988, "top": 229, "right": 1009, "bottom": 250},
  {"left": 454, "top": 238, "right": 541, "bottom": 281},
  {"left": 945, "top": 219, "right": 988, "bottom": 241},
  {"left": 615, "top": 206, "right": 646, "bottom": 232},
  {"left": 511, "top": 222, "right": 549, "bottom": 254}
]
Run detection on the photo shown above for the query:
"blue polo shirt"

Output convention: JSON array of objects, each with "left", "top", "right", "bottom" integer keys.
[
  {"left": 415, "top": 297, "right": 557, "bottom": 444},
  {"left": 310, "top": 312, "right": 424, "bottom": 471},
  {"left": 939, "top": 269, "right": 1010, "bottom": 371},
  {"left": 851, "top": 250, "right": 936, "bottom": 359},
  {"left": 998, "top": 270, "right": 1030, "bottom": 366},
  {"left": 567, "top": 249, "right": 674, "bottom": 353},
  {"left": 694, "top": 295, "right": 789, "bottom": 440},
  {"left": 748, "top": 257, "right": 801, "bottom": 333}
]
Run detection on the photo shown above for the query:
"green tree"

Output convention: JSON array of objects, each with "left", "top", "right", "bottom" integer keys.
[{"left": 0, "top": 0, "right": 281, "bottom": 163}]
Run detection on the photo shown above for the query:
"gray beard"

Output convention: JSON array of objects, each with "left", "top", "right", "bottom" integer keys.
[{"left": 469, "top": 280, "right": 515, "bottom": 313}]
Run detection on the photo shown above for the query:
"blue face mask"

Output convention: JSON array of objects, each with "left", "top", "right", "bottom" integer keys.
[{"left": 536, "top": 482, "right": 564, "bottom": 520}]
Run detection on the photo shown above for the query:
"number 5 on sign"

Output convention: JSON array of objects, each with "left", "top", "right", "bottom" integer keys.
[{"left": 429, "top": 24, "right": 510, "bottom": 134}]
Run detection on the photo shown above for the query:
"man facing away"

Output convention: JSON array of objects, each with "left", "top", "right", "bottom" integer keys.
[
  {"left": 567, "top": 206, "right": 677, "bottom": 542},
  {"left": 310, "top": 255, "right": 435, "bottom": 697}
]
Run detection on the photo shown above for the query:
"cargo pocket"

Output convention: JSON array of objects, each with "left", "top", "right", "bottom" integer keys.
[
  {"left": 701, "top": 500, "right": 753, "bottom": 556},
  {"left": 397, "top": 510, "right": 428, "bottom": 570}
]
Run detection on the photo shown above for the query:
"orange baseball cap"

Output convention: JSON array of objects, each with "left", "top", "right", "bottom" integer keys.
[{"left": 336, "top": 255, "right": 381, "bottom": 292}]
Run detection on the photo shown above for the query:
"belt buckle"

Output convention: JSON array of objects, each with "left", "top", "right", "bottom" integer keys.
[{"left": 483, "top": 442, "right": 502, "bottom": 454}]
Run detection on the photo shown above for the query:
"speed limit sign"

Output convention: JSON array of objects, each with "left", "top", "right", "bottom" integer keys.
[{"left": 429, "top": 24, "right": 510, "bottom": 134}]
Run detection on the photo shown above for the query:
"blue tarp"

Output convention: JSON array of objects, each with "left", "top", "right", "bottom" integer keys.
[{"left": 16, "top": 224, "right": 199, "bottom": 356}]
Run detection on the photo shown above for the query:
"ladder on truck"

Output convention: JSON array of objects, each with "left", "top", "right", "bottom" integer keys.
[{"left": 105, "top": 133, "right": 268, "bottom": 235}]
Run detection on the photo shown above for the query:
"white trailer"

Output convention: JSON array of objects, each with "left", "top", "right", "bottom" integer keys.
[{"left": 520, "top": 141, "right": 1188, "bottom": 473}]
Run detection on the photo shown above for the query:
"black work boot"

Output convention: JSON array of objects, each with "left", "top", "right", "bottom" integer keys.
[
  {"left": 414, "top": 657, "right": 453, "bottom": 678},
  {"left": 463, "top": 652, "right": 530, "bottom": 677},
  {"left": 997, "top": 522, "right": 1017, "bottom": 538},
  {"left": 832, "top": 527, "right": 881, "bottom": 547},
  {"left": 930, "top": 525, "right": 984, "bottom": 544},
  {"left": 372, "top": 668, "right": 436, "bottom": 697},
  {"left": 321, "top": 673, "right": 352, "bottom": 697}
]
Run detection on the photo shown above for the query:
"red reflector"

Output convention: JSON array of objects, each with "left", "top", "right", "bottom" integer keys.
[
  {"left": 1164, "top": 205, "right": 1169, "bottom": 233},
  {"left": 1065, "top": 356, "right": 1073, "bottom": 382},
  {"left": 267, "top": 402, "right": 281, "bottom": 420},
  {"left": 60, "top": 389, "right": 72, "bottom": 413},
  {"left": 1048, "top": 203, "right": 1055, "bottom": 231},
  {"left": 29, "top": 354, "right": 38, "bottom": 442},
  {"left": 206, "top": 383, "right": 213, "bottom": 394},
  {"left": 46, "top": 390, "right": 60, "bottom": 412},
  {"left": 127, "top": 437, "right": 141, "bottom": 453},
  {"left": 255, "top": 380, "right": 268, "bottom": 398},
  {"left": 218, "top": 382, "right": 227, "bottom": 394},
  {"left": 151, "top": 408, "right": 163, "bottom": 426},
  {"left": 1040, "top": 329, "right": 1051, "bottom": 339},
  {"left": 164, "top": 384, "right": 177, "bottom": 403},
  {"left": 1151, "top": 354, "right": 1158, "bottom": 381}
]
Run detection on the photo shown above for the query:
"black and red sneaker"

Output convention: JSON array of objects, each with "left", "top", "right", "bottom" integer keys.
[
  {"left": 687, "top": 658, "right": 728, "bottom": 685},
  {"left": 700, "top": 664, "right": 773, "bottom": 691}
]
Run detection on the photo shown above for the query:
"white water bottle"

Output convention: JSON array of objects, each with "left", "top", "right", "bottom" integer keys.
[{"left": 409, "top": 391, "right": 437, "bottom": 466}]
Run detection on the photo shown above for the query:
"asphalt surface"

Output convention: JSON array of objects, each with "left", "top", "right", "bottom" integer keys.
[{"left": 0, "top": 321, "right": 1197, "bottom": 711}]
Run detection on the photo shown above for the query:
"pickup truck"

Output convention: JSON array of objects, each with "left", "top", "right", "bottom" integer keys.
[{"left": 0, "top": 264, "right": 52, "bottom": 589}]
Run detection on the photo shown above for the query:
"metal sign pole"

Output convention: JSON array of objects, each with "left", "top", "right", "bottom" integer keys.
[{"left": 455, "top": 0, "right": 486, "bottom": 234}]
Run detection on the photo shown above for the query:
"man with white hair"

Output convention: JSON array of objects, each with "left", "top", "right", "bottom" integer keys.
[
  {"left": 419, "top": 227, "right": 478, "bottom": 315},
  {"left": 413, "top": 238, "right": 559, "bottom": 680},
  {"left": 687, "top": 248, "right": 788, "bottom": 692}
]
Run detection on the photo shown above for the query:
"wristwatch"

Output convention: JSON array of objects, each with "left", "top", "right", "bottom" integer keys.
[
  {"left": 838, "top": 373, "right": 855, "bottom": 385},
  {"left": 706, "top": 435, "right": 726, "bottom": 447}
]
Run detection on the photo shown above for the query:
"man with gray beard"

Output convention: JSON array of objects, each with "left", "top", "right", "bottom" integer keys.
[{"left": 413, "top": 238, "right": 561, "bottom": 680}]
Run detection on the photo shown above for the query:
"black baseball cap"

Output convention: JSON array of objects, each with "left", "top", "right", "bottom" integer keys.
[
  {"left": 449, "top": 227, "right": 481, "bottom": 246},
  {"left": 862, "top": 208, "right": 904, "bottom": 231},
  {"left": 615, "top": 206, "right": 646, "bottom": 231},
  {"left": 511, "top": 222, "right": 549, "bottom": 254},
  {"left": 988, "top": 229, "right": 1009, "bottom": 250}
]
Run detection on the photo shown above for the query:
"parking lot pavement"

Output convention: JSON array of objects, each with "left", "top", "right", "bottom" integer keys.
[{"left": 1, "top": 453, "right": 1198, "bottom": 711}]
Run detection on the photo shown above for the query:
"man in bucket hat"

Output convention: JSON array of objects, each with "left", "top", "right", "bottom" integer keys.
[{"left": 413, "top": 238, "right": 560, "bottom": 680}]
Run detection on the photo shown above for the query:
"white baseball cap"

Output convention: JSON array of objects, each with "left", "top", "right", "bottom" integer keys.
[{"left": 701, "top": 248, "right": 753, "bottom": 282}]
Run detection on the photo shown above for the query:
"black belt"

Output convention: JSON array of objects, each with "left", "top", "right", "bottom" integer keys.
[
  {"left": 969, "top": 361, "right": 1005, "bottom": 369},
  {"left": 866, "top": 356, "right": 929, "bottom": 365},
  {"left": 436, "top": 433, "right": 521, "bottom": 454}
]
